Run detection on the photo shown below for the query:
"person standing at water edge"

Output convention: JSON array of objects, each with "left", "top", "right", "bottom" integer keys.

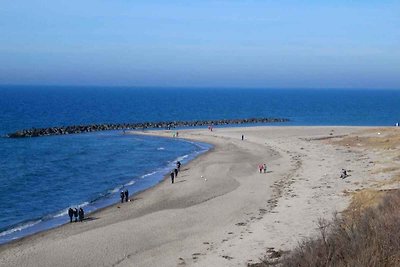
[
  {"left": 170, "top": 171, "right": 175, "bottom": 184},
  {"left": 174, "top": 168, "right": 178, "bottom": 178},
  {"left": 124, "top": 189, "right": 129, "bottom": 202},
  {"left": 73, "top": 208, "right": 78, "bottom": 222},
  {"left": 78, "top": 208, "right": 84, "bottom": 222},
  {"left": 120, "top": 191, "right": 125, "bottom": 203},
  {"left": 68, "top": 208, "right": 74, "bottom": 223},
  {"left": 176, "top": 161, "right": 181, "bottom": 172}
]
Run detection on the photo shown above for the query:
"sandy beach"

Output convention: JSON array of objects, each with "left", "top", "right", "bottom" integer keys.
[{"left": 1, "top": 126, "right": 397, "bottom": 267}]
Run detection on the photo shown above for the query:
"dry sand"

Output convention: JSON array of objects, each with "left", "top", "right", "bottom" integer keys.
[{"left": 1, "top": 126, "right": 397, "bottom": 267}]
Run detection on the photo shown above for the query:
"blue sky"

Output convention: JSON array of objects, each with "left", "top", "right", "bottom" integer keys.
[{"left": 0, "top": 0, "right": 399, "bottom": 88}]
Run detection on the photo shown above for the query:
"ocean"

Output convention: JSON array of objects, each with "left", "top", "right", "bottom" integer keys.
[{"left": 1, "top": 86, "right": 400, "bottom": 244}]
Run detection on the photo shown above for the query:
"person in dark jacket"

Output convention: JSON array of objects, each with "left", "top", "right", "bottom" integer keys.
[
  {"left": 174, "top": 168, "right": 178, "bottom": 178},
  {"left": 176, "top": 161, "right": 181, "bottom": 172},
  {"left": 124, "top": 189, "right": 129, "bottom": 202},
  {"left": 120, "top": 191, "right": 125, "bottom": 203},
  {"left": 170, "top": 171, "right": 175, "bottom": 184},
  {"left": 73, "top": 208, "right": 78, "bottom": 222},
  {"left": 68, "top": 208, "right": 74, "bottom": 223},
  {"left": 78, "top": 208, "right": 84, "bottom": 222}
]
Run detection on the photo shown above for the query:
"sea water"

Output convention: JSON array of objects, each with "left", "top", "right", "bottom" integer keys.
[{"left": 1, "top": 86, "right": 400, "bottom": 244}]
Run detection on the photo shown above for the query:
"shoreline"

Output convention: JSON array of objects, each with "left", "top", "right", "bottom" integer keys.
[
  {"left": 0, "top": 133, "right": 212, "bottom": 246},
  {"left": 1, "top": 126, "right": 396, "bottom": 267},
  {"left": 0, "top": 132, "right": 221, "bottom": 252}
]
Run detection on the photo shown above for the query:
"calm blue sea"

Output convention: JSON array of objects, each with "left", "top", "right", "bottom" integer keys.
[{"left": 1, "top": 86, "right": 400, "bottom": 244}]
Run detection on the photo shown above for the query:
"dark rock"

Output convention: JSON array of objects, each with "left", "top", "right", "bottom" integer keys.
[{"left": 7, "top": 117, "right": 289, "bottom": 138}]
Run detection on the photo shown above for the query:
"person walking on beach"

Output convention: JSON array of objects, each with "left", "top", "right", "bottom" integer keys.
[
  {"left": 259, "top": 164, "right": 263, "bottom": 173},
  {"left": 170, "top": 171, "right": 175, "bottom": 184},
  {"left": 68, "top": 208, "right": 74, "bottom": 223},
  {"left": 73, "top": 208, "right": 78, "bottom": 222},
  {"left": 120, "top": 191, "right": 125, "bottom": 203},
  {"left": 174, "top": 168, "right": 178, "bottom": 178},
  {"left": 124, "top": 189, "right": 129, "bottom": 202},
  {"left": 340, "top": 169, "right": 348, "bottom": 179},
  {"left": 176, "top": 161, "right": 181, "bottom": 171},
  {"left": 78, "top": 208, "right": 84, "bottom": 222}
]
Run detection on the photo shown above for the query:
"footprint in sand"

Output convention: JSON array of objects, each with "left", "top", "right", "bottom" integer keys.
[
  {"left": 178, "top": 257, "right": 186, "bottom": 265},
  {"left": 191, "top": 252, "right": 203, "bottom": 261}
]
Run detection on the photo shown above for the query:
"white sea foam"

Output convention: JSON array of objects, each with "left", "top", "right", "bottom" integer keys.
[
  {"left": 53, "top": 210, "right": 68, "bottom": 218},
  {"left": 78, "top": 201, "right": 89, "bottom": 208},
  {"left": 175, "top": 154, "right": 189, "bottom": 162},
  {"left": 157, "top": 147, "right": 165, "bottom": 150},
  {"left": 110, "top": 186, "right": 123, "bottom": 194},
  {"left": 141, "top": 171, "right": 158, "bottom": 178},
  {"left": 125, "top": 180, "right": 136, "bottom": 186},
  {"left": 0, "top": 220, "right": 41, "bottom": 237}
]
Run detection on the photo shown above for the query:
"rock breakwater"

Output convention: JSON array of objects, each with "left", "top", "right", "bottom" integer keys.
[{"left": 7, "top": 117, "right": 289, "bottom": 138}]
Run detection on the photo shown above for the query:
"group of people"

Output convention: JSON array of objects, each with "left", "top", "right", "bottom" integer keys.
[
  {"left": 68, "top": 207, "right": 84, "bottom": 223},
  {"left": 170, "top": 161, "right": 181, "bottom": 184},
  {"left": 258, "top": 163, "right": 267, "bottom": 173},
  {"left": 120, "top": 189, "right": 129, "bottom": 203},
  {"left": 67, "top": 162, "right": 184, "bottom": 224}
]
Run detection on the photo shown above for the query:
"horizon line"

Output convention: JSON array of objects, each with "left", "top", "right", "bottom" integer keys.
[{"left": 0, "top": 83, "right": 399, "bottom": 91}]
